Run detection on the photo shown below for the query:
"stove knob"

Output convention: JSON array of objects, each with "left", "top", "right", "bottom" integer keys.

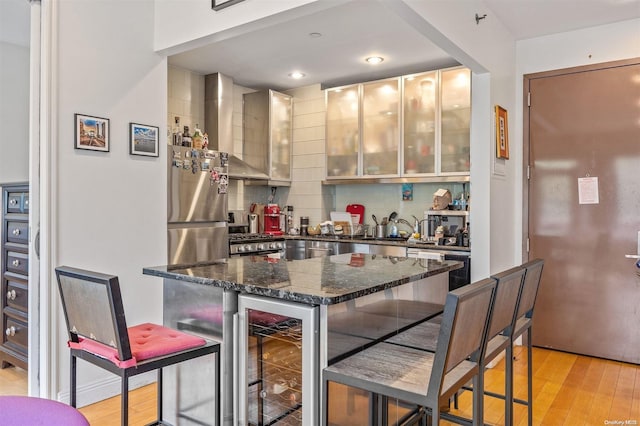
[
  {"left": 257, "top": 243, "right": 265, "bottom": 250},
  {"left": 237, "top": 245, "right": 245, "bottom": 252}
]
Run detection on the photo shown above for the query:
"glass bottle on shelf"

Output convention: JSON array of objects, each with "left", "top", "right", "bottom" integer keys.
[
  {"left": 192, "top": 124, "right": 203, "bottom": 149},
  {"left": 362, "top": 78, "right": 399, "bottom": 176},
  {"left": 181, "top": 126, "right": 192, "bottom": 148},
  {"left": 440, "top": 67, "right": 471, "bottom": 173},
  {"left": 326, "top": 85, "right": 359, "bottom": 177},
  {"left": 403, "top": 71, "right": 437, "bottom": 174},
  {"left": 172, "top": 116, "right": 182, "bottom": 146}
]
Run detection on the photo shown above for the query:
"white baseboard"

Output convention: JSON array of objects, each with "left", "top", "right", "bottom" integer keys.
[{"left": 57, "top": 371, "right": 156, "bottom": 408}]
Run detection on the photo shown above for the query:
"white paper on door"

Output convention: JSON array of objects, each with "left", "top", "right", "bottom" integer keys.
[{"left": 578, "top": 176, "right": 599, "bottom": 204}]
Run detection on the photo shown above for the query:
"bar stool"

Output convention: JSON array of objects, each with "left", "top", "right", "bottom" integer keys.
[
  {"left": 55, "top": 266, "right": 221, "bottom": 426},
  {"left": 323, "top": 278, "right": 497, "bottom": 426},
  {"left": 507, "top": 259, "right": 544, "bottom": 426},
  {"left": 386, "top": 265, "right": 526, "bottom": 425},
  {"left": 454, "top": 259, "right": 544, "bottom": 426},
  {"left": 0, "top": 396, "right": 90, "bottom": 425}
]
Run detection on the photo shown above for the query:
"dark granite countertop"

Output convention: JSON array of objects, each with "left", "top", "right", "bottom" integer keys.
[
  {"left": 285, "top": 235, "right": 471, "bottom": 253},
  {"left": 143, "top": 254, "right": 462, "bottom": 305}
]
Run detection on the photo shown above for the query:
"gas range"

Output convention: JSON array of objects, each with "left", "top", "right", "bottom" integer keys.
[{"left": 228, "top": 233, "right": 286, "bottom": 257}]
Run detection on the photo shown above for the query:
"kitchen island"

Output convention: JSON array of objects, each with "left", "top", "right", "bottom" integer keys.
[{"left": 143, "top": 254, "right": 462, "bottom": 425}]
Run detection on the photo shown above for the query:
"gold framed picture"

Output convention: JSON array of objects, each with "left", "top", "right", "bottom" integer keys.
[{"left": 495, "top": 105, "right": 509, "bottom": 159}]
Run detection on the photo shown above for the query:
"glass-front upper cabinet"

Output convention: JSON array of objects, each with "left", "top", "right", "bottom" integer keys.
[
  {"left": 362, "top": 78, "right": 400, "bottom": 176},
  {"left": 403, "top": 71, "right": 437, "bottom": 174},
  {"left": 326, "top": 85, "right": 359, "bottom": 177},
  {"left": 244, "top": 89, "right": 292, "bottom": 183},
  {"left": 270, "top": 91, "right": 293, "bottom": 181},
  {"left": 326, "top": 66, "right": 470, "bottom": 180},
  {"left": 440, "top": 67, "right": 471, "bottom": 174}
]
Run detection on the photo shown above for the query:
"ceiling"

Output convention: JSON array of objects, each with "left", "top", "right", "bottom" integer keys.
[
  {"left": 169, "top": 0, "right": 640, "bottom": 91},
  {"left": 2, "top": 0, "right": 639, "bottom": 89}
]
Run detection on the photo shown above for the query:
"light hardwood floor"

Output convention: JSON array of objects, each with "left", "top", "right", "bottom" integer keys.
[{"left": 1, "top": 346, "right": 639, "bottom": 425}]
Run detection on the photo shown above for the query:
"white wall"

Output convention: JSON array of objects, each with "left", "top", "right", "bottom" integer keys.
[
  {"left": 50, "top": 0, "right": 167, "bottom": 405},
  {"left": 513, "top": 18, "right": 640, "bottom": 262},
  {"left": 0, "top": 0, "right": 31, "bottom": 174},
  {"left": 398, "top": 0, "right": 518, "bottom": 276},
  {"left": 154, "top": 0, "right": 326, "bottom": 53},
  {"left": 0, "top": 41, "right": 30, "bottom": 183}
]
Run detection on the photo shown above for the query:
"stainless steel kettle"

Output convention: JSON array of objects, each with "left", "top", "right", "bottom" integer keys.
[{"left": 248, "top": 214, "right": 259, "bottom": 234}]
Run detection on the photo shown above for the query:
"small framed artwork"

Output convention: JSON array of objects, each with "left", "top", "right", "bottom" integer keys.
[
  {"left": 129, "top": 123, "right": 159, "bottom": 157},
  {"left": 212, "top": 0, "right": 244, "bottom": 11},
  {"left": 75, "top": 113, "right": 110, "bottom": 152},
  {"left": 495, "top": 105, "right": 509, "bottom": 159}
]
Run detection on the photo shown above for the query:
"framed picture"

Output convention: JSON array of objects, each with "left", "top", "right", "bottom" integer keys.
[
  {"left": 129, "top": 123, "right": 159, "bottom": 157},
  {"left": 495, "top": 105, "right": 509, "bottom": 159},
  {"left": 75, "top": 113, "right": 109, "bottom": 152},
  {"left": 212, "top": 0, "right": 244, "bottom": 11}
]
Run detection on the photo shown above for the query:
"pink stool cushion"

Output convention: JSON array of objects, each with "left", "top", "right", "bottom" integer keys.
[
  {"left": 0, "top": 396, "right": 90, "bottom": 425},
  {"left": 68, "top": 322, "right": 207, "bottom": 368}
]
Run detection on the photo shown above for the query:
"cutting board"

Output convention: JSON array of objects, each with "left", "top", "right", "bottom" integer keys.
[{"left": 346, "top": 204, "right": 365, "bottom": 223}]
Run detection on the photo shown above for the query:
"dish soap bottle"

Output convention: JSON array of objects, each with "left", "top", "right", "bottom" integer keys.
[
  {"left": 390, "top": 222, "right": 398, "bottom": 238},
  {"left": 192, "top": 124, "right": 203, "bottom": 149}
]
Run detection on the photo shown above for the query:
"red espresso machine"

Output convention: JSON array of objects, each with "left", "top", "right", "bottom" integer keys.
[{"left": 264, "top": 204, "right": 283, "bottom": 235}]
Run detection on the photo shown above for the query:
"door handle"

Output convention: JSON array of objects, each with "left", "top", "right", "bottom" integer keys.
[{"left": 625, "top": 255, "right": 640, "bottom": 259}]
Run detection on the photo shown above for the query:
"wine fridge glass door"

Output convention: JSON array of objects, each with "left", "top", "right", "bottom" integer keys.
[{"left": 237, "top": 295, "right": 319, "bottom": 425}]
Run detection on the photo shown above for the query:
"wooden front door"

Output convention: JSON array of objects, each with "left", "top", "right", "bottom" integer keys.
[{"left": 525, "top": 58, "right": 640, "bottom": 363}]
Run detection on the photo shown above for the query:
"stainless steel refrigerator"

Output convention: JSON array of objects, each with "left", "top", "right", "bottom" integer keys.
[{"left": 168, "top": 146, "right": 229, "bottom": 265}]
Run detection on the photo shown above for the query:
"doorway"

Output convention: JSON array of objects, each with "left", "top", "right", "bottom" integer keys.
[{"left": 524, "top": 58, "right": 640, "bottom": 363}]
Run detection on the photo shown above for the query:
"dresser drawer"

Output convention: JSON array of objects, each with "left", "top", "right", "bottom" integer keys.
[
  {"left": 6, "top": 192, "right": 23, "bottom": 214},
  {"left": 21, "top": 194, "right": 29, "bottom": 213},
  {"left": 6, "top": 252, "right": 28, "bottom": 276},
  {"left": 6, "top": 221, "right": 28, "bottom": 244},
  {"left": 3, "top": 317, "right": 28, "bottom": 353},
  {"left": 5, "top": 280, "right": 28, "bottom": 313}
]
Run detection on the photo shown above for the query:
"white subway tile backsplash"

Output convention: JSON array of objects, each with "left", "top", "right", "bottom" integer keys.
[
  {"left": 291, "top": 167, "right": 325, "bottom": 182},
  {"left": 293, "top": 139, "right": 324, "bottom": 156},
  {"left": 294, "top": 153, "right": 324, "bottom": 169},
  {"left": 293, "top": 126, "right": 325, "bottom": 143},
  {"left": 295, "top": 112, "right": 325, "bottom": 128}
]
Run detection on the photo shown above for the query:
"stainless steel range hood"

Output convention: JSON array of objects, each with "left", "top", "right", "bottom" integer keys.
[{"left": 204, "top": 73, "right": 270, "bottom": 181}]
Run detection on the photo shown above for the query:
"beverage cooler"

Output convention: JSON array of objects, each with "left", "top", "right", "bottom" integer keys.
[{"left": 237, "top": 295, "right": 319, "bottom": 425}]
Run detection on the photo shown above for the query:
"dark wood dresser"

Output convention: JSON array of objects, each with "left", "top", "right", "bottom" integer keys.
[{"left": 1, "top": 183, "right": 29, "bottom": 370}]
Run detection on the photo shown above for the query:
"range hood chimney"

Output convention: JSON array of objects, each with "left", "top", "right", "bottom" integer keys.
[{"left": 204, "top": 73, "right": 270, "bottom": 181}]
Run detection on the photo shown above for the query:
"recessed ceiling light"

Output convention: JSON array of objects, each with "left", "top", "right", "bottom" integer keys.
[
  {"left": 288, "top": 71, "right": 306, "bottom": 79},
  {"left": 366, "top": 56, "right": 384, "bottom": 65}
]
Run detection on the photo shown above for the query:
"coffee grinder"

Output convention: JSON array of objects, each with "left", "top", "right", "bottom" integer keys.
[{"left": 264, "top": 204, "right": 283, "bottom": 235}]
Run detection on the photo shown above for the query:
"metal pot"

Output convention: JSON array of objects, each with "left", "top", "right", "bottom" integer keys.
[{"left": 375, "top": 224, "right": 387, "bottom": 239}]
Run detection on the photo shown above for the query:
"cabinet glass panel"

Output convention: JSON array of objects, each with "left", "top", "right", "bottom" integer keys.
[
  {"left": 362, "top": 79, "right": 399, "bottom": 176},
  {"left": 440, "top": 68, "right": 471, "bottom": 173},
  {"left": 326, "top": 86, "right": 359, "bottom": 177},
  {"left": 270, "top": 92, "right": 292, "bottom": 181},
  {"left": 403, "top": 72, "right": 437, "bottom": 174}
]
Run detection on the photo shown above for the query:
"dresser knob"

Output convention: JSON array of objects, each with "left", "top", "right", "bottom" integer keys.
[
  {"left": 6, "top": 290, "right": 16, "bottom": 300},
  {"left": 12, "top": 259, "right": 20, "bottom": 267},
  {"left": 12, "top": 228, "right": 20, "bottom": 236},
  {"left": 9, "top": 199, "right": 18, "bottom": 206},
  {"left": 5, "top": 326, "right": 16, "bottom": 337}
]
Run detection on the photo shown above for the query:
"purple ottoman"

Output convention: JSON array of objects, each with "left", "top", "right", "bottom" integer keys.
[{"left": 0, "top": 396, "right": 90, "bottom": 425}]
